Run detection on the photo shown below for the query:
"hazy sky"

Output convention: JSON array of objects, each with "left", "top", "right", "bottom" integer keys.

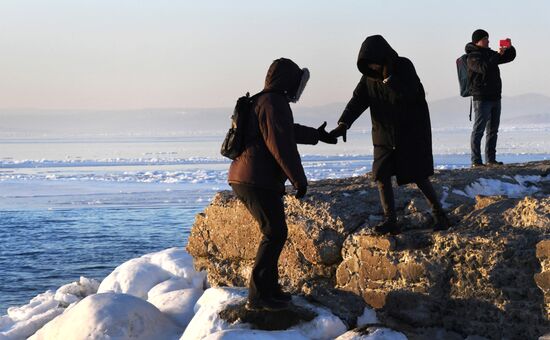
[{"left": 1, "top": 0, "right": 549, "bottom": 109}]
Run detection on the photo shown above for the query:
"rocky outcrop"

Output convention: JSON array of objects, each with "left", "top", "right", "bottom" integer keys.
[{"left": 187, "top": 161, "right": 550, "bottom": 339}]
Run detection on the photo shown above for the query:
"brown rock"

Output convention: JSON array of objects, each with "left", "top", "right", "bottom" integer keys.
[
  {"left": 187, "top": 161, "right": 550, "bottom": 338},
  {"left": 537, "top": 240, "right": 550, "bottom": 260},
  {"left": 474, "top": 195, "right": 508, "bottom": 210},
  {"left": 535, "top": 271, "right": 550, "bottom": 292}
]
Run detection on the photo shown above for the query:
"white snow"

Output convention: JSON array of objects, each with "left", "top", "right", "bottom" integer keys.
[
  {"left": 2, "top": 248, "right": 398, "bottom": 340},
  {"left": 148, "top": 288, "right": 203, "bottom": 328},
  {"left": 182, "top": 287, "right": 347, "bottom": 340},
  {"left": 454, "top": 175, "right": 549, "bottom": 198},
  {"left": 97, "top": 247, "right": 207, "bottom": 299},
  {"left": 356, "top": 307, "right": 379, "bottom": 327},
  {"left": 1, "top": 248, "right": 207, "bottom": 340},
  {"left": 0, "top": 277, "right": 99, "bottom": 339},
  {"left": 29, "top": 293, "right": 182, "bottom": 340},
  {"left": 335, "top": 328, "right": 408, "bottom": 340}
]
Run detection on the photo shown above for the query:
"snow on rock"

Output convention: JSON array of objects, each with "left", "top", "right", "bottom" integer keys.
[
  {"left": 98, "top": 247, "right": 206, "bottom": 299},
  {"left": 145, "top": 248, "right": 207, "bottom": 289},
  {"left": 29, "top": 293, "right": 182, "bottom": 340},
  {"left": 454, "top": 175, "right": 548, "bottom": 198},
  {"left": 97, "top": 258, "right": 173, "bottom": 299},
  {"left": 335, "top": 327, "right": 408, "bottom": 340},
  {"left": 183, "top": 288, "right": 248, "bottom": 339},
  {"left": 0, "top": 277, "right": 100, "bottom": 339},
  {"left": 54, "top": 276, "right": 100, "bottom": 306},
  {"left": 0, "top": 292, "right": 64, "bottom": 340},
  {"left": 356, "top": 307, "right": 378, "bottom": 327},
  {"left": 182, "top": 287, "right": 347, "bottom": 340},
  {"left": 148, "top": 277, "right": 194, "bottom": 299},
  {"left": 147, "top": 288, "right": 203, "bottom": 328}
]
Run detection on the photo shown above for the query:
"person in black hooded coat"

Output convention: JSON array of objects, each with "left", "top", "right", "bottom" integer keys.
[{"left": 329, "top": 35, "right": 450, "bottom": 234}]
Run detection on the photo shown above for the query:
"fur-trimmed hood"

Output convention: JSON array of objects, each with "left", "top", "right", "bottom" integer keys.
[{"left": 263, "top": 58, "right": 309, "bottom": 102}]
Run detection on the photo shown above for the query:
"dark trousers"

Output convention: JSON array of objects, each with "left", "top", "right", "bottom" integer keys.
[
  {"left": 470, "top": 99, "right": 502, "bottom": 164},
  {"left": 377, "top": 176, "right": 442, "bottom": 217},
  {"left": 231, "top": 183, "right": 288, "bottom": 301}
]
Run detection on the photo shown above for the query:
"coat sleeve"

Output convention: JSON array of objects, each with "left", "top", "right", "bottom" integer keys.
[
  {"left": 498, "top": 46, "right": 516, "bottom": 64},
  {"left": 258, "top": 94, "right": 308, "bottom": 189},
  {"left": 337, "top": 76, "right": 370, "bottom": 128},
  {"left": 294, "top": 124, "right": 319, "bottom": 145}
]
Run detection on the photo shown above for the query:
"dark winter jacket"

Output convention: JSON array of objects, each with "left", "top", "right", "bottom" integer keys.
[
  {"left": 228, "top": 58, "right": 319, "bottom": 193},
  {"left": 465, "top": 42, "right": 516, "bottom": 100},
  {"left": 337, "top": 35, "right": 434, "bottom": 185}
]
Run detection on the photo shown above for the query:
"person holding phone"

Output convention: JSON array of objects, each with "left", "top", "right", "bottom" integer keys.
[{"left": 466, "top": 29, "right": 516, "bottom": 167}]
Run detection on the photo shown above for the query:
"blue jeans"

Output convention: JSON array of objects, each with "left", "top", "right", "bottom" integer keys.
[{"left": 470, "top": 99, "right": 501, "bottom": 164}]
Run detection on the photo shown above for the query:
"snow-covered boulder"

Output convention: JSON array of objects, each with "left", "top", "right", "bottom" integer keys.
[
  {"left": 29, "top": 293, "right": 182, "bottom": 340},
  {"left": 98, "top": 247, "right": 206, "bottom": 299},
  {"left": 147, "top": 288, "right": 203, "bottom": 328}
]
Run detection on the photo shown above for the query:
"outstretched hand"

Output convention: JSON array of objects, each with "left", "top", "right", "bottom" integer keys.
[
  {"left": 329, "top": 123, "right": 348, "bottom": 143},
  {"left": 317, "top": 122, "right": 337, "bottom": 144}
]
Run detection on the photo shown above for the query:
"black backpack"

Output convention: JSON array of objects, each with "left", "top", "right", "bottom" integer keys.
[
  {"left": 456, "top": 53, "right": 474, "bottom": 120},
  {"left": 220, "top": 92, "right": 258, "bottom": 160},
  {"left": 456, "top": 54, "right": 470, "bottom": 97}
]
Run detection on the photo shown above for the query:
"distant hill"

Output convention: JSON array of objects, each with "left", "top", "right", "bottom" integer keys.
[{"left": 1, "top": 93, "right": 549, "bottom": 138}]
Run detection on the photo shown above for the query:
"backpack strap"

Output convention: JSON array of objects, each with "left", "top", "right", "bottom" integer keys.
[{"left": 469, "top": 97, "right": 473, "bottom": 121}]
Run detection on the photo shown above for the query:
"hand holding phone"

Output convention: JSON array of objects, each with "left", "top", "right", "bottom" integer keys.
[{"left": 499, "top": 38, "right": 511, "bottom": 48}]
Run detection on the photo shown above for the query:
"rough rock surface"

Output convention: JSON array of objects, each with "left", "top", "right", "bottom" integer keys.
[{"left": 187, "top": 161, "right": 550, "bottom": 339}]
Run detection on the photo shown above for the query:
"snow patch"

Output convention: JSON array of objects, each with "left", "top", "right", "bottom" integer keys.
[{"left": 183, "top": 287, "right": 347, "bottom": 340}]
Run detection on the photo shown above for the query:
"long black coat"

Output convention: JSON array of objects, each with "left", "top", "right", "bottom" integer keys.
[{"left": 338, "top": 35, "right": 434, "bottom": 185}]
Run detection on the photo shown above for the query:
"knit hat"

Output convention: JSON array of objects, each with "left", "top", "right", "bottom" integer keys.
[{"left": 472, "top": 29, "right": 489, "bottom": 43}]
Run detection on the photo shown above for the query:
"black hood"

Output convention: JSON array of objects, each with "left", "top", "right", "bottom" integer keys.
[
  {"left": 357, "top": 35, "right": 398, "bottom": 75},
  {"left": 264, "top": 58, "right": 304, "bottom": 99}
]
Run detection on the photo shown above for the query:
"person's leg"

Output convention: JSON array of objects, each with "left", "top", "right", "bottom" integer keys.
[
  {"left": 470, "top": 100, "right": 490, "bottom": 165},
  {"left": 374, "top": 175, "right": 400, "bottom": 234},
  {"left": 485, "top": 100, "right": 502, "bottom": 164},
  {"left": 377, "top": 175, "right": 396, "bottom": 220},
  {"left": 231, "top": 184, "right": 287, "bottom": 304},
  {"left": 415, "top": 178, "right": 451, "bottom": 231}
]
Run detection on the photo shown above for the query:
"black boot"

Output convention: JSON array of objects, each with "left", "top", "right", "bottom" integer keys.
[
  {"left": 374, "top": 215, "right": 401, "bottom": 235},
  {"left": 375, "top": 177, "right": 400, "bottom": 235},
  {"left": 432, "top": 210, "right": 451, "bottom": 231}
]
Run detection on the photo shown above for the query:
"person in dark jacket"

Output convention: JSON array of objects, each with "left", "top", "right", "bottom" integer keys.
[
  {"left": 228, "top": 58, "right": 337, "bottom": 311},
  {"left": 466, "top": 29, "right": 516, "bottom": 167},
  {"left": 329, "top": 35, "right": 450, "bottom": 235}
]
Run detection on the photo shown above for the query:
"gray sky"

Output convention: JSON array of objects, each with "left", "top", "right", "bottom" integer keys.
[{"left": 0, "top": 0, "right": 548, "bottom": 109}]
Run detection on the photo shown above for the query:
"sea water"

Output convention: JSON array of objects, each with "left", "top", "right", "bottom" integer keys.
[{"left": 1, "top": 129, "right": 549, "bottom": 313}]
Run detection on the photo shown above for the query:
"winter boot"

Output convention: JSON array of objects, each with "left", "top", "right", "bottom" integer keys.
[
  {"left": 374, "top": 215, "right": 401, "bottom": 235},
  {"left": 432, "top": 210, "right": 451, "bottom": 231}
]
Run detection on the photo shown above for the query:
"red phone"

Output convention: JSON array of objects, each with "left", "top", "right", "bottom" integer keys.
[{"left": 499, "top": 38, "right": 511, "bottom": 48}]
